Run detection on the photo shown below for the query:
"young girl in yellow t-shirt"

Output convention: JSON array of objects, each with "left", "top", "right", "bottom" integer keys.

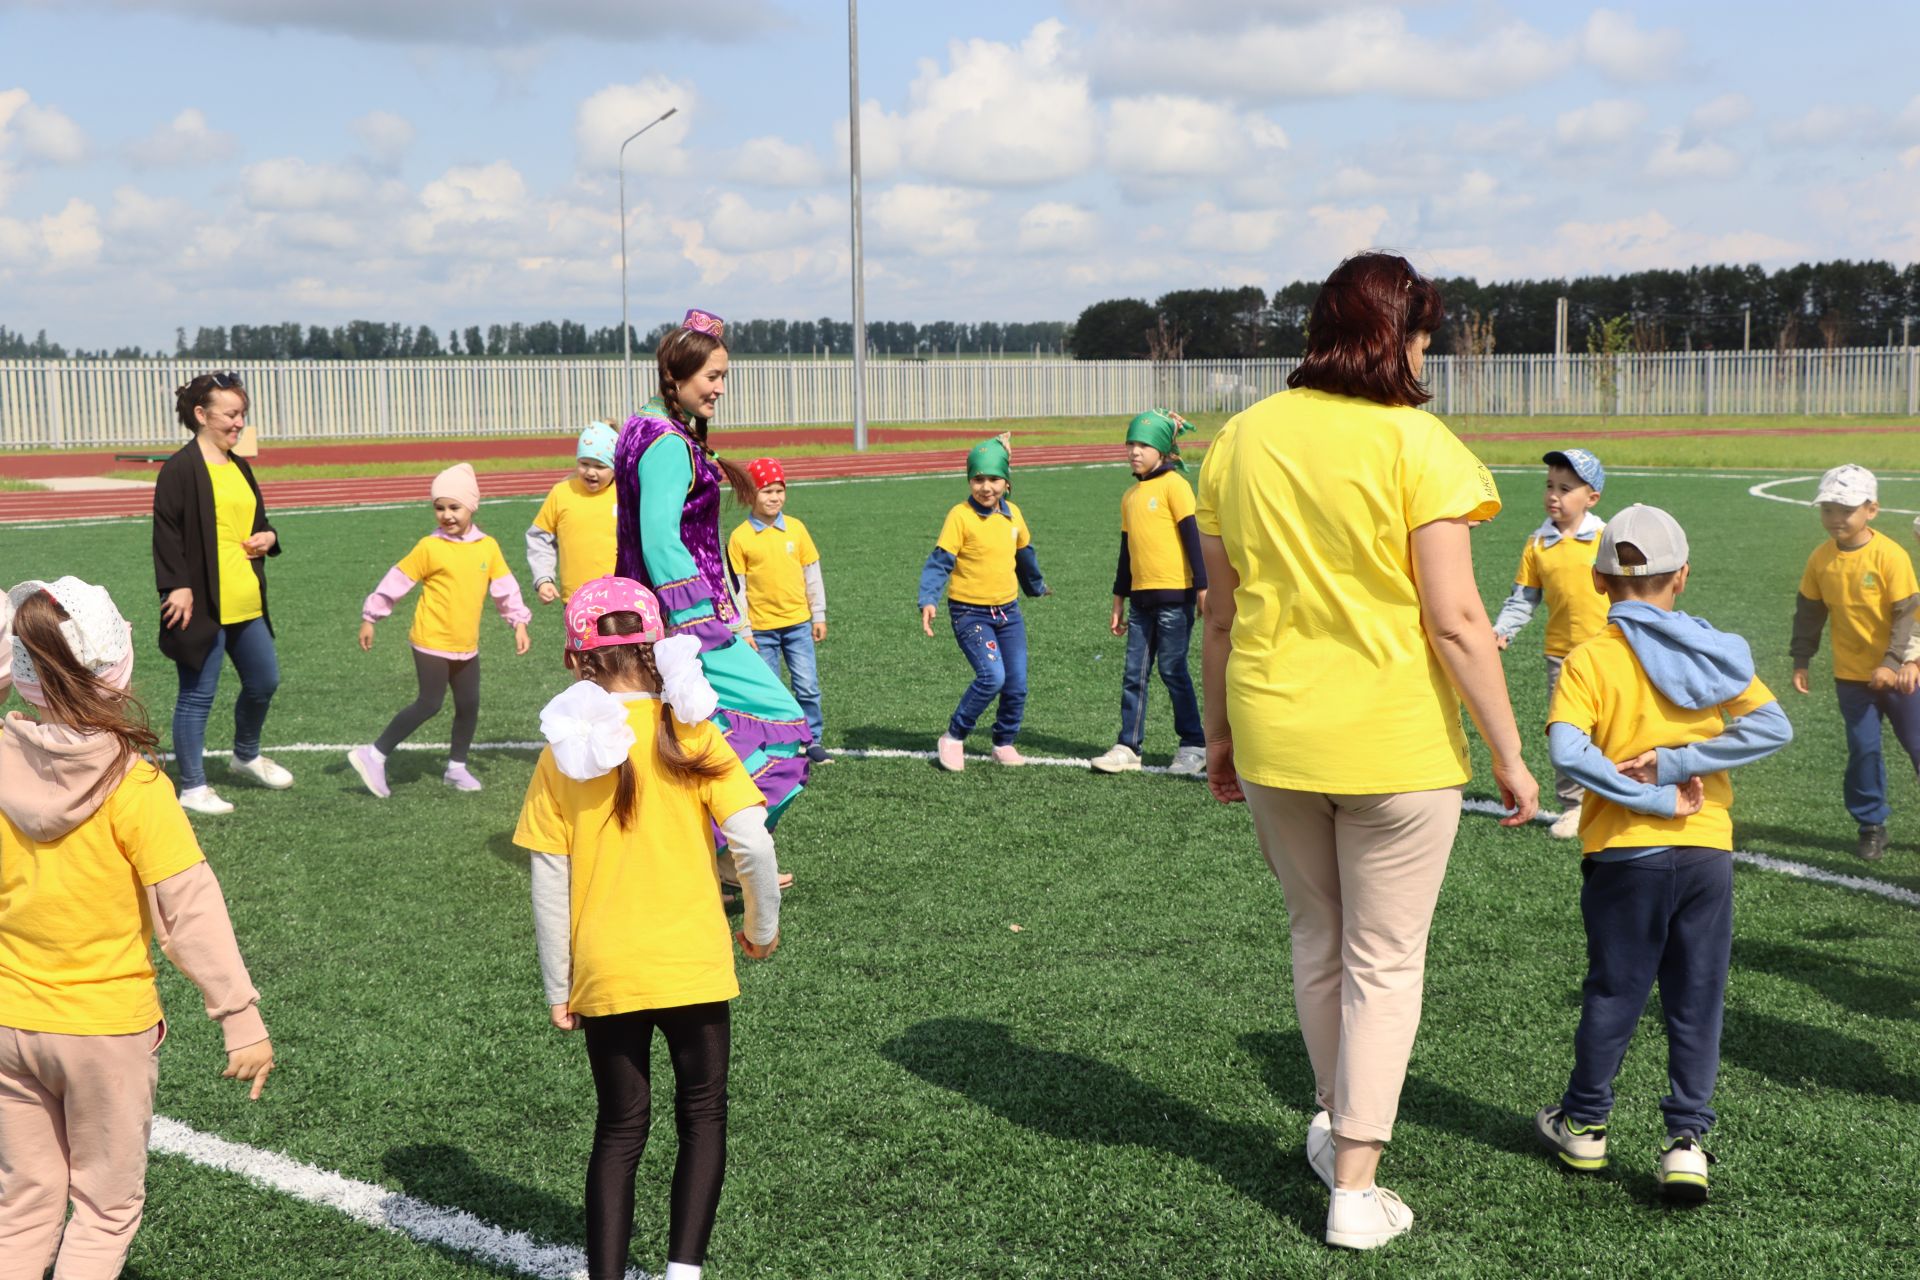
[
  {"left": 514, "top": 576, "right": 781, "bottom": 1280},
  {"left": 0, "top": 578, "right": 274, "bottom": 1278},
  {"left": 349, "top": 463, "right": 531, "bottom": 797}
]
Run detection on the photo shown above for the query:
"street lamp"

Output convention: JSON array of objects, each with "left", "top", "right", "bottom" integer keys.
[
  {"left": 620, "top": 106, "right": 679, "bottom": 409},
  {"left": 848, "top": 0, "right": 870, "bottom": 451}
]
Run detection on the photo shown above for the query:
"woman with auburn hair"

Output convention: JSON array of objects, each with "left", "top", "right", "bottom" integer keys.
[
  {"left": 614, "top": 311, "right": 807, "bottom": 883},
  {"left": 1195, "top": 252, "right": 1538, "bottom": 1250}
]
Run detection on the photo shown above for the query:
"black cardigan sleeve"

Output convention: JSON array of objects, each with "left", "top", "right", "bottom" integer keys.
[{"left": 152, "top": 453, "right": 195, "bottom": 595}]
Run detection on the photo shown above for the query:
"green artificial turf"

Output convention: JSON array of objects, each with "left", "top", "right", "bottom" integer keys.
[{"left": 0, "top": 451, "right": 1916, "bottom": 1278}]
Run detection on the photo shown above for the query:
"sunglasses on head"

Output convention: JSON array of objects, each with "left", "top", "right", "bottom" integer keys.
[{"left": 202, "top": 370, "right": 241, "bottom": 388}]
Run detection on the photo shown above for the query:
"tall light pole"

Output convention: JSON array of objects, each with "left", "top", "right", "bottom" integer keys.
[
  {"left": 620, "top": 106, "right": 679, "bottom": 409},
  {"left": 848, "top": 0, "right": 870, "bottom": 451}
]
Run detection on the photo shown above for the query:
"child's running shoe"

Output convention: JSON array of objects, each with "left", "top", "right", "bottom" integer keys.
[
  {"left": 347, "top": 745, "right": 391, "bottom": 799},
  {"left": 992, "top": 744, "right": 1027, "bottom": 766},
  {"left": 444, "top": 762, "right": 482, "bottom": 792},
  {"left": 1325, "top": 1185, "right": 1413, "bottom": 1250},
  {"left": 1168, "top": 746, "right": 1206, "bottom": 776},
  {"left": 1090, "top": 744, "right": 1142, "bottom": 773},
  {"left": 1535, "top": 1106, "right": 1608, "bottom": 1170},
  {"left": 935, "top": 735, "right": 966, "bottom": 772},
  {"left": 1549, "top": 803, "right": 1583, "bottom": 840},
  {"left": 1306, "top": 1110, "right": 1335, "bottom": 1190},
  {"left": 1658, "top": 1133, "right": 1714, "bottom": 1202},
  {"left": 1858, "top": 823, "right": 1889, "bottom": 862}
]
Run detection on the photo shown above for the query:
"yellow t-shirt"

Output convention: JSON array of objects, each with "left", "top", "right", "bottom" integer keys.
[
  {"left": 1121, "top": 470, "right": 1199, "bottom": 592},
  {"left": 513, "top": 699, "right": 766, "bottom": 1016},
  {"left": 935, "top": 500, "right": 1031, "bottom": 607},
  {"left": 0, "top": 760, "right": 205, "bottom": 1035},
  {"left": 207, "top": 457, "right": 263, "bottom": 625},
  {"left": 1549, "top": 625, "right": 1776, "bottom": 855},
  {"left": 1195, "top": 388, "right": 1502, "bottom": 792},
  {"left": 396, "top": 533, "right": 515, "bottom": 654},
  {"left": 533, "top": 477, "right": 618, "bottom": 602},
  {"left": 1515, "top": 527, "right": 1609, "bottom": 658},
  {"left": 1798, "top": 531, "right": 1920, "bottom": 681},
  {"left": 727, "top": 516, "right": 820, "bottom": 631}
]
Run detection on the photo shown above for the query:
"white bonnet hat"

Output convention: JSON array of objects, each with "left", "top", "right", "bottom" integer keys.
[{"left": 7, "top": 577, "right": 135, "bottom": 705}]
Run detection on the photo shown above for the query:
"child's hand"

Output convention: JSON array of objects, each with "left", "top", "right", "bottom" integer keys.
[
  {"left": 513, "top": 623, "right": 531, "bottom": 655},
  {"left": 1792, "top": 667, "right": 1810, "bottom": 695},
  {"left": 1493, "top": 631, "right": 1510, "bottom": 651},
  {"left": 921, "top": 604, "right": 937, "bottom": 637},
  {"left": 536, "top": 582, "right": 559, "bottom": 604},
  {"left": 1870, "top": 665, "right": 1899, "bottom": 693},
  {"left": 1110, "top": 599, "right": 1125, "bottom": 636},
  {"left": 358, "top": 620, "right": 375, "bottom": 651},
  {"left": 223, "top": 1038, "right": 275, "bottom": 1101},
  {"left": 737, "top": 930, "right": 780, "bottom": 960},
  {"left": 549, "top": 1003, "right": 581, "bottom": 1032},
  {"left": 1901, "top": 662, "right": 1920, "bottom": 695},
  {"left": 1615, "top": 749, "right": 1660, "bottom": 785},
  {"left": 1672, "top": 776, "right": 1706, "bottom": 818},
  {"left": 1205, "top": 737, "right": 1244, "bottom": 805},
  {"left": 812, "top": 621, "right": 827, "bottom": 643}
]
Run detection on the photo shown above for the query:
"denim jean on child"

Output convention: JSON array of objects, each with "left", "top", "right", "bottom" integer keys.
[
  {"left": 754, "top": 622, "right": 824, "bottom": 742},
  {"left": 171, "top": 616, "right": 281, "bottom": 789},
  {"left": 1835, "top": 678, "right": 1920, "bottom": 826},
  {"left": 1561, "top": 846, "right": 1733, "bottom": 1138},
  {"left": 1118, "top": 601, "right": 1203, "bottom": 752},
  {"left": 948, "top": 601, "right": 1028, "bottom": 746}
]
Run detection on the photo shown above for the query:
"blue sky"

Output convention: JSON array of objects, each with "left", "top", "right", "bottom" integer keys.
[{"left": 1, "top": 0, "right": 1916, "bottom": 349}]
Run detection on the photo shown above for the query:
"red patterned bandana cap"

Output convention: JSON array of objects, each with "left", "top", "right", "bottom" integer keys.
[{"left": 747, "top": 457, "right": 785, "bottom": 488}]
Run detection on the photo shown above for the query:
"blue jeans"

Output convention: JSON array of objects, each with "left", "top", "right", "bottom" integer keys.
[
  {"left": 1561, "top": 847, "right": 1732, "bottom": 1137},
  {"left": 172, "top": 617, "right": 280, "bottom": 789},
  {"left": 754, "top": 622, "right": 824, "bottom": 742},
  {"left": 1117, "top": 601, "right": 1203, "bottom": 752},
  {"left": 948, "top": 602, "right": 1027, "bottom": 747},
  {"left": 1835, "top": 678, "right": 1920, "bottom": 826}
]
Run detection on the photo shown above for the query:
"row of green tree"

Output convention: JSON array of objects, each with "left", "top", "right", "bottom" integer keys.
[{"left": 1070, "top": 260, "right": 1920, "bottom": 359}]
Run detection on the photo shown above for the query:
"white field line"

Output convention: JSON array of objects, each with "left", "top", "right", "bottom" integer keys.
[
  {"left": 148, "top": 1116, "right": 645, "bottom": 1280},
  {"left": 198, "top": 739, "right": 1919, "bottom": 909},
  {"left": 1747, "top": 474, "right": 1920, "bottom": 516}
]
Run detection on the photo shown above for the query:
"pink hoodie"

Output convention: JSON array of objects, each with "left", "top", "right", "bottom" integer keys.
[{"left": 0, "top": 712, "right": 267, "bottom": 1051}]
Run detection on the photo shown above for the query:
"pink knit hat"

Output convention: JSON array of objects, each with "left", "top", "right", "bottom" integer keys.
[
  {"left": 565, "top": 576, "right": 665, "bottom": 652},
  {"left": 431, "top": 462, "right": 480, "bottom": 513}
]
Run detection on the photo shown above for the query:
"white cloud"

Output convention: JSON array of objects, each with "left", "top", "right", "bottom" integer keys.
[
  {"left": 1768, "top": 104, "right": 1878, "bottom": 148},
  {"left": 1186, "top": 203, "right": 1287, "bottom": 255},
  {"left": 105, "top": 186, "right": 196, "bottom": 236},
  {"left": 1452, "top": 114, "right": 1537, "bottom": 155},
  {"left": 860, "top": 21, "right": 1098, "bottom": 187},
  {"left": 728, "top": 136, "right": 827, "bottom": 188},
  {"left": 1578, "top": 9, "right": 1686, "bottom": 82},
  {"left": 1685, "top": 93, "right": 1752, "bottom": 138},
  {"left": 242, "top": 157, "right": 379, "bottom": 211},
  {"left": 0, "top": 89, "right": 87, "bottom": 163},
  {"left": 1433, "top": 211, "right": 1805, "bottom": 280},
  {"left": 1105, "top": 95, "right": 1288, "bottom": 180},
  {"left": 1897, "top": 95, "right": 1920, "bottom": 140},
  {"left": 704, "top": 192, "right": 842, "bottom": 254},
  {"left": 575, "top": 78, "right": 694, "bottom": 176},
  {"left": 127, "top": 108, "right": 236, "bottom": 168},
  {"left": 351, "top": 111, "right": 416, "bottom": 169},
  {"left": 1184, "top": 201, "right": 1387, "bottom": 260},
  {"left": 1017, "top": 202, "right": 1096, "bottom": 253},
  {"left": 868, "top": 184, "right": 988, "bottom": 256},
  {"left": 1555, "top": 98, "right": 1647, "bottom": 149},
  {"left": 20, "top": 198, "right": 102, "bottom": 269},
  {"left": 1645, "top": 131, "right": 1741, "bottom": 181}
]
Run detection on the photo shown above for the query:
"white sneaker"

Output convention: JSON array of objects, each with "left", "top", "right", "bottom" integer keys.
[
  {"left": 1549, "top": 804, "right": 1583, "bottom": 840},
  {"left": 1325, "top": 1185, "right": 1414, "bottom": 1250},
  {"left": 1658, "top": 1133, "right": 1714, "bottom": 1202},
  {"left": 178, "top": 785, "right": 235, "bottom": 816},
  {"left": 1306, "top": 1110, "right": 1335, "bottom": 1190},
  {"left": 231, "top": 754, "right": 294, "bottom": 790},
  {"left": 1089, "top": 744, "right": 1142, "bottom": 774},
  {"left": 1168, "top": 745, "right": 1207, "bottom": 776}
]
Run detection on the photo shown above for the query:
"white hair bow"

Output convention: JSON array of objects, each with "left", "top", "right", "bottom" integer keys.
[
  {"left": 538, "top": 681, "right": 638, "bottom": 781},
  {"left": 653, "top": 634, "right": 718, "bottom": 725}
]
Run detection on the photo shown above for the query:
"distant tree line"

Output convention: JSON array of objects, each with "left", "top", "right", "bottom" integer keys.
[{"left": 1070, "top": 260, "right": 1920, "bottom": 359}]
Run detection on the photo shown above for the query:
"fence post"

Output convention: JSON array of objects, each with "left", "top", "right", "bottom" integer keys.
[
  {"left": 1909, "top": 347, "right": 1917, "bottom": 418},
  {"left": 42, "top": 362, "right": 64, "bottom": 449},
  {"left": 1704, "top": 352, "right": 1714, "bottom": 416},
  {"left": 376, "top": 362, "right": 394, "bottom": 436}
]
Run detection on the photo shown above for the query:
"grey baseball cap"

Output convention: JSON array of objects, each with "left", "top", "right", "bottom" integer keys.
[{"left": 1595, "top": 504, "right": 1690, "bottom": 576}]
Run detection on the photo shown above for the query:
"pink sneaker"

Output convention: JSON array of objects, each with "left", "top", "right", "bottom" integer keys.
[
  {"left": 935, "top": 734, "right": 966, "bottom": 772},
  {"left": 992, "top": 744, "right": 1027, "bottom": 767},
  {"left": 347, "top": 746, "right": 390, "bottom": 799},
  {"left": 444, "top": 762, "right": 482, "bottom": 792}
]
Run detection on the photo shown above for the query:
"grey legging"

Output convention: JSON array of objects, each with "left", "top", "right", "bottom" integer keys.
[{"left": 374, "top": 649, "right": 479, "bottom": 762}]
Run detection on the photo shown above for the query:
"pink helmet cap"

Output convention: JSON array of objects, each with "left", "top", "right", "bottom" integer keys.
[{"left": 564, "top": 576, "right": 665, "bottom": 652}]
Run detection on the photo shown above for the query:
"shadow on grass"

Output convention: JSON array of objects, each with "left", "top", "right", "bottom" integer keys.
[
  {"left": 1732, "top": 937, "right": 1920, "bottom": 1020},
  {"left": 487, "top": 830, "right": 529, "bottom": 869},
  {"left": 1733, "top": 820, "right": 1862, "bottom": 859},
  {"left": 840, "top": 723, "right": 1107, "bottom": 760},
  {"left": 383, "top": 1143, "right": 583, "bottom": 1256},
  {"left": 881, "top": 1018, "right": 1320, "bottom": 1234},
  {"left": 1722, "top": 1008, "right": 1920, "bottom": 1098}
]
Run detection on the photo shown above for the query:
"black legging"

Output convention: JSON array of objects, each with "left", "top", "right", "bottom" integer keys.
[
  {"left": 582, "top": 1001, "right": 731, "bottom": 1278},
  {"left": 374, "top": 649, "right": 479, "bottom": 761}
]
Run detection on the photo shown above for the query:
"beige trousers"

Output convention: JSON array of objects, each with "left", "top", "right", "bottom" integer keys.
[
  {"left": 1244, "top": 783, "right": 1463, "bottom": 1143},
  {"left": 0, "top": 1022, "right": 161, "bottom": 1280}
]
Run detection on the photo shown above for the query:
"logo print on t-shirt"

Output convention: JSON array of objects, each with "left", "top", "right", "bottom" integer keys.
[
  {"left": 1148, "top": 497, "right": 1159, "bottom": 511},
  {"left": 1865, "top": 572, "right": 1879, "bottom": 589},
  {"left": 786, "top": 541, "right": 796, "bottom": 554}
]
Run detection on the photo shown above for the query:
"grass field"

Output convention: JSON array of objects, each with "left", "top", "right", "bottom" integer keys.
[{"left": 1, "top": 448, "right": 1917, "bottom": 1278}]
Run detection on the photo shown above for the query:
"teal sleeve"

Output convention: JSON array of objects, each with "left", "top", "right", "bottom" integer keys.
[{"left": 637, "top": 437, "right": 713, "bottom": 624}]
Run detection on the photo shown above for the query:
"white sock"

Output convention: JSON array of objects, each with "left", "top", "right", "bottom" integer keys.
[
  {"left": 665, "top": 1263, "right": 701, "bottom": 1280},
  {"left": 367, "top": 745, "right": 387, "bottom": 764},
  {"left": 1332, "top": 1187, "right": 1377, "bottom": 1203}
]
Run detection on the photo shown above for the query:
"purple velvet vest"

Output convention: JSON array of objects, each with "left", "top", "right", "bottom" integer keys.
[{"left": 613, "top": 408, "right": 738, "bottom": 643}]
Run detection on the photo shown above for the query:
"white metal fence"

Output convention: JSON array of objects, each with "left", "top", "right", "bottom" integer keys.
[{"left": 2, "top": 348, "right": 1916, "bottom": 451}]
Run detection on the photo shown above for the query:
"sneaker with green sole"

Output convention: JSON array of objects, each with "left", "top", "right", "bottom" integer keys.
[
  {"left": 1535, "top": 1106, "right": 1608, "bottom": 1171},
  {"left": 1658, "top": 1133, "right": 1714, "bottom": 1202}
]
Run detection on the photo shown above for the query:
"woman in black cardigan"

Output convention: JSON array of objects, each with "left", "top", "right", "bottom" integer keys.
[{"left": 153, "top": 371, "right": 291, "bottom": 814}]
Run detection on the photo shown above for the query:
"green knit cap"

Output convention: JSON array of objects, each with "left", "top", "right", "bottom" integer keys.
[
  {"left": 966, "top": 432, "right": 1013, "bottom": 485},
  {"left": 1125, "top": 408, "right": 1193, "bottom": 471}
]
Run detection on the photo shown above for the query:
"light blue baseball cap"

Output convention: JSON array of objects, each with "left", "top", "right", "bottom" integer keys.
[{"left": 1543, "top": 448, "right": 1605, "bottom": 492}]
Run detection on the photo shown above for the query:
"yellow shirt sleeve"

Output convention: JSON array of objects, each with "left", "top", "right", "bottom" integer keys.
[
  {"left": 1885, "top": 541, "right": 1920, "bottom": 598},
  {"left": 483, "top": 536, "right": 511, "bottom": 581},
  {"left": 1722, "top": 676, "right": 1776, "bottom": 720},
  {"left": 794, "top": 520, "right": 820, "bottom": 567},
  {"left": 1011, "top": 502, "right": 1031, "bottom": 550},
  {"left": 1515, "top": 540, "right": 1542, "bottom": 589},
  {"left": 1798, "top": 548, "right": 1824, "bottom": 600},
  {"left": 534, "top": 489, "right": 561, "bottom": 535},
  {"left": 1403, "top": 423, "right": 1502, "bottom": 529},
  {"left": 113, "top": 764, "right": 208, "bottom": 886},
  {"left": 513, "top": 751, "right": 574, "bottom": 856},
  {"left": 1193, "top": 420, "right": 1233, "bottom": 537},
  {"left": 1547, "top": 647, "right": 1600, "bottom": 733},
  {"left": 726, "top": 525, "right": 748, "bottom": 576},
  {"left": 935, "top": 506, "right": 966, "bottom": 556},
  {"left": 396, "top": 538, "right": 431, "bottom": 583},
  {"left": 1167, "top": 474, "right": 1197, "bottom": 522}
]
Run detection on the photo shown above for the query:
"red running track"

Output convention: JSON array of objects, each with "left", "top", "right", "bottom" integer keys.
[{"left": 0, "top": 442, "right": 1135, "bottom": 524}]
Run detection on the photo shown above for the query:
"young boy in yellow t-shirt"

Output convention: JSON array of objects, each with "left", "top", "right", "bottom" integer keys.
[
  {"left": 1493, "top": 448, "right": 1608, "bottom": 838},
  {"left": 1535, "top": 505, "right": 1791, "bottom": 1203},
  {"left": 727, "top": 457, "right": 830, "bottom": 765},
  {"left": 527, "top": 421, "right": 619, "bottom": 605},
  {"left": 1788, "top": 463, "right": 1920, "bottom": 863}
]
